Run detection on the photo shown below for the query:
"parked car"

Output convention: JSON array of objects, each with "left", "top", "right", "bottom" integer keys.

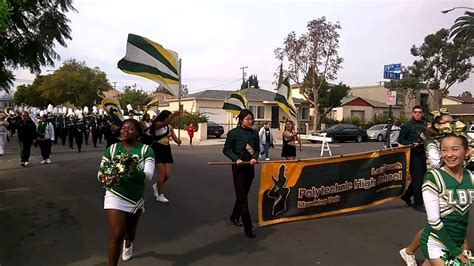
[
  {"left": 367, "top": 124, "right": 388, "bottom": 142},
  {"left": 467, "top": 124, "right": 474, "bottom": 140},
  {"left": 311, "top": 124, "right": 368, "bottom": 143},
  {"left": 207, "top": 121, "right": 224, "bottom": 138}
]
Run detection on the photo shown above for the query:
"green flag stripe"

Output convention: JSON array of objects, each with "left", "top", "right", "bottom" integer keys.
[
  {"left": 275, "top": 94, "right": 297, "bottom": 115},
  {"left": 118, "top": 59, "right": 179, "bottom": 82},
  {"left": 223, "top": 102, "right": 243, "bottom": 111},
  {"left": 230, "top": 93, "right": 246, "bottom": 105},
  {"left": 127, "top": 34, "right": 178, "bottom": 75}
]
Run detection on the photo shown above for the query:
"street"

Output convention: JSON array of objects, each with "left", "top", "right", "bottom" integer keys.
[{"left": 0, "top": 138, "right": 472, "bottom": 266}]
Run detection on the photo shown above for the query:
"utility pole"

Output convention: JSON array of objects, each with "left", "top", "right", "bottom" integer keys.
[{"left": 240, "top": 66, "right": 248, "bottom": 83}]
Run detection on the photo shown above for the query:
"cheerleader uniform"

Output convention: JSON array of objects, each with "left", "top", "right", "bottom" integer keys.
[
  {"left": 152, "top": 125, "right": 174, "bottom": 163},
  {"left": 98, "top": 142, "right": 155, "bottom": 213},
  {"left": 281, "top": 132, "right": 296, "bottom": 158},
  {"left": 421, "top": 168, "right": 474, "bottom": 259}
]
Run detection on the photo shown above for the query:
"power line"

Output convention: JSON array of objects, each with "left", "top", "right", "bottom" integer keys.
[{"left": 195, "top": 79, "right": 241, "bottom": 91}]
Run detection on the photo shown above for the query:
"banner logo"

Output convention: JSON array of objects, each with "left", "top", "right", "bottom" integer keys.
[{"left": 266, "top": 165, "right": 291, "bottom": 216}]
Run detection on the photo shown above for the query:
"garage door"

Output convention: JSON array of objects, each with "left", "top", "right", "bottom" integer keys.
[{"left": 198, "top": 107, "right": 227, "bottom": 124}]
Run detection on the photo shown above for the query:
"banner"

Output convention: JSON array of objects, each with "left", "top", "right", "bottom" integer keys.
[{"left": 258, "top": 147, "right": 410, "bottom": 226}]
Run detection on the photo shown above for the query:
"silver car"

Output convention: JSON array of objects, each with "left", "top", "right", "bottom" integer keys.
[{"left": 367, "top": 124, "right": 388, "bottom": 142}]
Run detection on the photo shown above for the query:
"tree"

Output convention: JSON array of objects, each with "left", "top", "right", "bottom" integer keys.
[
  {"left": 0, "top": 0, "right": 11, "bottom": 33},
  {"left": 449, "top": 11, "right": 474, "bottom": 43},
  {"left": 409, "top": 28, "right": 472, "bottom": 108},
  {"left": 275, "top": 17, "right": 343, "bottom": 131},
  {"left": 384, "top": 70, "right": 425, "bottom": 108},
  {"left": 119, "top": 86, "right": 151, "bottom": 111},
  {"left": 300, "top": 74, "right": 350, "bottom": 127},
  {"left": 0, "top": 0, "right": 76, "bottom": 92},
  {"left": 39, "top": 59, "right": 111, "bottom": 106},
  {"left": 459, "top": 90, "right": 472, "bottom": 97},
  {"left": 241, "top": 74, "right": 260, "bottom": 89},
  {"left": 13, "top": 82, "right": 48, "bottom": 107}
]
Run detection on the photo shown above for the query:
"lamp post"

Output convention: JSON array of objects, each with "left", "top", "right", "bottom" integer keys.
[{"left": 441, "top": 6, "right": 474, "bottom": 14}]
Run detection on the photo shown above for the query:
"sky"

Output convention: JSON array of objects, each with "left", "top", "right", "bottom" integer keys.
[{"left": 12, "top": 0, "right": 474, "bottom": 96}]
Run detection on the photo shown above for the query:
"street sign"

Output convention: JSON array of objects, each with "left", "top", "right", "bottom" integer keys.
[
  {"left": 383, "top": 71, "right": 400, "bottom": 80},
  {"left": 384, "top": 64, "right": 401, "bottom": 72},
  {"left": 386, "top": 90, "right": 397, "bottom": 105}
]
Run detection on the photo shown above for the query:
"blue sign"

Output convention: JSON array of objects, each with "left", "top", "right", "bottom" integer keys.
[
  {"left": 384, "top": 71, "right": 400, "bottom": 80},
  {"left": 384, "top": 64, "right": 401, "bottom": 72}
]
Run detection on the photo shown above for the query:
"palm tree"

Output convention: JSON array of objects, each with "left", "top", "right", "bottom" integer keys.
[{"left": 449, "top": 11, "right": 474, "bottom": 42}]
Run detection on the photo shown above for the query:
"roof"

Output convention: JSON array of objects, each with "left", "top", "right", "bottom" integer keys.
[
  {"left": 173, "top": 88, "right": 305, "bottom": 104},
  {"left": 101, "top": 89, "right": 121, "bottom": 98},
  {"left": 445, "top": 96, "right": 474, "bottom": 104},
  {"left": 149, "top": 92, "right": 175, "bottom": 101},
  {"left": 442, "top": 104, "right": 474, "bottom": 115},
  {"left": 341, "top": 96, "right": 400, "bottom": 108}
]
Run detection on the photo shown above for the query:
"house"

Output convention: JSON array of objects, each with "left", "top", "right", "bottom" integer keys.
[
  {"left": 442, "top": 96, "right": 474, "bottom": 122},
  {"left": 0, "top": 90, "right": 14, "bottom": 110},
  {"left": 290, "top": 84, "right": 401, "bottom": 124},
  {"left": 166, "top": 88, "right": 311, "bottom": 134},
  {"left": 101, "top": 89, "right": 121, "bottom": 99},
  {"left": 327, "top": 96, "right": 401, "bottom": 123}
]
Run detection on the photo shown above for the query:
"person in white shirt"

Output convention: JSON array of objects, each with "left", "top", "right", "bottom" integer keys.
[
  {"left": 258, "top": 122, "right": 274, "bottom": 160},
  {"left": 37, "top": 113, "right": 55, "bottom": 164}
]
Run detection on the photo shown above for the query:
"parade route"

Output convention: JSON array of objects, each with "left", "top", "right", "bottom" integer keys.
[{"left": 1, "top": 138, "right": 473, "bottom": 266}]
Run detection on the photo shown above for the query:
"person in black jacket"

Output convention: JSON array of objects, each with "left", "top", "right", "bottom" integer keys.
[
  {"left": 223, "top": 109, "right": 260, "bottom": 238},
  {"left": 16, "top": 111, "right": 37, "bottom": 167},
  {"left": 398, "top": 105, "right": 428, "bottom": 212}
]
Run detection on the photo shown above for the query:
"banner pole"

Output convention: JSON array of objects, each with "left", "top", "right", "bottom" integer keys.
[{"left": 177, "top": 58, "right": 182, "bottom": 145}]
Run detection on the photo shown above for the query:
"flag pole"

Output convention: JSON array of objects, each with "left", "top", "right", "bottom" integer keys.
[{"left": 177, "top": 58, "right": 182, "bottom": 145}]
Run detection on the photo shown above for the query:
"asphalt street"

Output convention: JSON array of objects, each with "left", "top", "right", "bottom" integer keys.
[{"left": 0, "top": 137, "right": 472, "bottom": 266}]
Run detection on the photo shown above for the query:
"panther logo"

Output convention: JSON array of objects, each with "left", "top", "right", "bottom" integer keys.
[{"left": 266, "top": 164, "right": 291, "bottom": 216}]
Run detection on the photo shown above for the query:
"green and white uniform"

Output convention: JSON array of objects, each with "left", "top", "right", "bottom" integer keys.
[
  {"left": 98, "top": 143, "right": 155, "bottom": 213},
  {"left": 421, "top": 168, "right": 474, "bottom": 259},
  {"left": 425, "top": 138, "right": 441, "bottom": 169}
]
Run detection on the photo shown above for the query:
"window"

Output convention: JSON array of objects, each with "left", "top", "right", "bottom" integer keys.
[
  {"left": 300, "top": 107, "right": 309, "bottom": 120},
  {"left": 257, "top": 106, "right": 264, "bottom": 119},
  {"left": 249, "top": 106, "right": 264, "bottom": 119},
  {"left": 382, "top": 111, "right": 390, "bottom": 118},
  {"left": 249, "top": 106, "right": 256, "bottom": 116},
  {"left": 351, "top": 110, "right": 365, "bottom": 123},
  {"left": 327, "top": 110, "right": 337, "bottom": 120}
]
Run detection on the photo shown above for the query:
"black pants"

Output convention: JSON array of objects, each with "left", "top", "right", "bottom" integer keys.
[
  {"left": 61, "top": 128, "right": 68, "bottom": 146},
  {"left": 38, "top": 139, "right": 52, "bottom": 160},
  {"left": 92, "top": 129, "right": 99, "bottom": 147},
  {"left": 75, "top": 130, "right": 83, "bottom": 152},
  {"left": 83, "top": 129, "right": 89, "bottom": 146},
  {"left": 68, "top": 129, "right": 75, "bottom": 149},
  {"left": 19, "top": 140, "right": 32, "bottom": 163},
  {"left": 402, "top": 146, "right": 427, "bottom": 205},
  {"left": 230, "top": 164, "right": 255, "bottom": 231}
]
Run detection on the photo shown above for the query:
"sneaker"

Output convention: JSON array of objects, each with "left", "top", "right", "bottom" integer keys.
[
  {"left": 265, "top": 158, "right": 270, "bottom": 161},
  {"left": 45, "top": 159, "right": 51, "bottom": 164},
  {"left": 152, "top": 183, "right": 159, "bottom": 198},
  {"left": 156, "top": 194, "right": 169, "bottom": 203},
  {"left": 20, "top": 162, "right": 25, "bottom": 167},
  {"left": 259, "top": 154, "right": 262, "bottom": 159},
  {"left": 399, "top": 248, "right": 417, "bottom": 266},
  {"left": 122, "top": 241, "right": 133, "bottom": 261},
  {"left": 24, "top": 161, "right": 29, "bottom": 166},
  {"left": 40, "top": 160, "right": 46, "bottom": 164}
]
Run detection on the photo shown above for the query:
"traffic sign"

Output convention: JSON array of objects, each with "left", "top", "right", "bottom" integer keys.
[
  {"left": 384, "top": 64, "right": 401, "bottom": 72},
  {"left": 386, "top": 90, "right": 397, "bottom": 105},
  {"left": 383, "top": 71, "right": 400, "bottom": 80}
]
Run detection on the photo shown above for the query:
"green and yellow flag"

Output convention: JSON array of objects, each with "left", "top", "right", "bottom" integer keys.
[
  {"left": 222, "top": 91, "right": 248, "bottom": 115},
  {"left": 275, "top": 77, "right": 297, "bottom": 122},
  {"left": 118, "top": 34, "right": 180, "bottom": 98}
]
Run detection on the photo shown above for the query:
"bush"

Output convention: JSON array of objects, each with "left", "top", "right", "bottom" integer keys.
[
  {"left": 342, "top": 116, "right": 363, "bottom": 126},
  {"left": 365, "top": 114, "right": 391, "bottom": 129},
  {"left": 171, "top": 111, "right": 208, "bottom": 130}
]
